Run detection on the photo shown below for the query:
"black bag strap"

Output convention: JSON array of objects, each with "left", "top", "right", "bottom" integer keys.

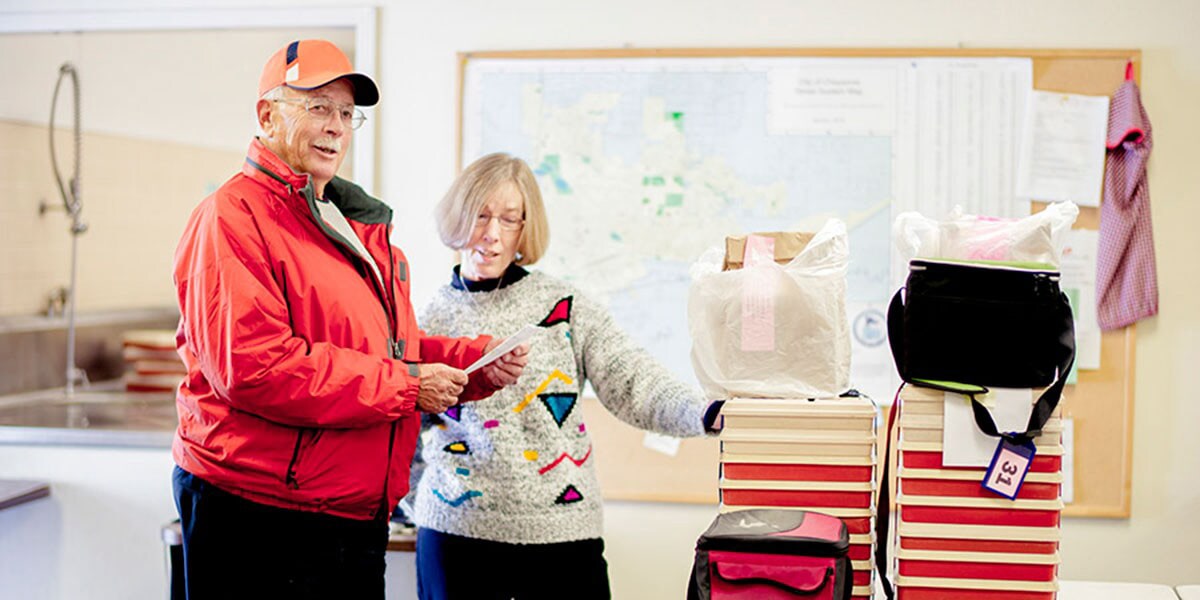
[
  {"left": 874, "top": 386, "right": 901, "bottom": 600},
  {"left": 886, "top": 288, "right": 906, "bottom": 380},
  {"left": 968, "top": 293, "right": 1075, "bottom": 446}
]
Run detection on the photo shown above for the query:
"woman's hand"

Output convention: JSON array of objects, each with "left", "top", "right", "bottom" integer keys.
[{"left": 480, "top": 338, "right": 530, "bottom": 389}]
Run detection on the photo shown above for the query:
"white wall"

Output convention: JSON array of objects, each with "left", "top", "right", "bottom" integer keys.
[
  {"left": 0, "top": 28, "right": 356, "bottom": 315},
  {"left": 1, "top": 0, "right": 1198, "bottom": 597},
  {"left": 0, "top": 28, "right": 355, "bottom": 153}
]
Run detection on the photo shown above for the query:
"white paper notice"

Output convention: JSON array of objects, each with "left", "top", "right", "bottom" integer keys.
[
  {"left": 890, "top": 58, "right": 1032, "bottom": 290},
  {"left": 643, "top": 431, "right": 681, "bottom": 457},
  {"left": 1060, "top": 229, "right": 1102, "bottom": 370},
  {"left": 767, "top": 62, "right": 898, "bottom": 135},
  {"left": 1016, "top": 91, "right": 1110, "bottom": 206},
  {"left": 942, "top": 388, "right": 1036, "bottom": 467},
  {"left": 464, "top": 324, "right": 539, "bottom": 374}
]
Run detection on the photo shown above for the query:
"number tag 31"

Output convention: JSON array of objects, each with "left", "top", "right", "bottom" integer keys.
[{"left": 982, "top": 437, "right": 1037, "bottom": 500}]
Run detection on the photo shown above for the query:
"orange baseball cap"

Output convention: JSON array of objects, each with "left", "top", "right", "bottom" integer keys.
[{"left": 258, "top": 39, "right": 379, "bottom": 106}]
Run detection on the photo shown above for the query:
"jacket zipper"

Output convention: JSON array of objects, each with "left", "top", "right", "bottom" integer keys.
[
  {"left": 285, "top": 429, "right": 305, "bottom": 489},
  {"left": 310, "top": 196, "right": 404, "bottom": 518},
  {"left": 248, "top": 160, "right": 406, "bottom": 509},
  {"left": 376, "top": 239, "right": 400, "bottom": 520}
]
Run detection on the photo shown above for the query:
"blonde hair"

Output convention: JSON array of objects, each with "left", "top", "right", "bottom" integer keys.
[{"left": 435, "top": 153, "right": 550, "bottom": 266}]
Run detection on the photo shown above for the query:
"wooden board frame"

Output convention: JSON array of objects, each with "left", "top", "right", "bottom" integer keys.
[{"left": 457, "top": 48, "right": 1139, "bottom": 518}]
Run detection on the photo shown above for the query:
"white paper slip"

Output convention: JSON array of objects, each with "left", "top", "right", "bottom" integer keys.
[
  {"left": 942, "top": 388, "right": 1036, "bottom": 467},
  {"left": 464, "top": 323, "right": 539, "bottom": 374},
  {"left": 643, "top": 432, "right": 681, "bottom": 457}
]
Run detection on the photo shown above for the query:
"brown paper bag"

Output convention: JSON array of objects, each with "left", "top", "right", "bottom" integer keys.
[{"left": 722, "top": 231, "right": 814, "bottom": 271}]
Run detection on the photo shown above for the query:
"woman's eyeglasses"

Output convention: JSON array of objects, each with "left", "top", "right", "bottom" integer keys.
[{"left": 475, "top": 214, "right": 525, "bottom": 231}]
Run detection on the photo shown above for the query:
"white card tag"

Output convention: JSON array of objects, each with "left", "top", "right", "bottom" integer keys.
[
  {"left": 982, "top": 438, "right": 1036, "bottom": 500},
  {"left": 642, "top": 432, "right": 681, "bottom": 457}
]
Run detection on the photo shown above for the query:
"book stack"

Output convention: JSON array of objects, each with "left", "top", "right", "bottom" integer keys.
[
  {"left": 718, "top": 397, "right": 879, "bottom": 600},
  {"left": 122, "top": 329, "right": 185, "bottom": 393},
  {"left": 893, "top": 384, "right": 1064, "bottom": 600}
]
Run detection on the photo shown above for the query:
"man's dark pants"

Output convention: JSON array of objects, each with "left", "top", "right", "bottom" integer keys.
[{"left": 173, "top": 466, "right": 388, "bottom": 600}]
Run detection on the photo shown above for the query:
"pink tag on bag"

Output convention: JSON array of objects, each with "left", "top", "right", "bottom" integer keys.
[{"left": 741, "top": 235, "right": 776, "bottom": 352}]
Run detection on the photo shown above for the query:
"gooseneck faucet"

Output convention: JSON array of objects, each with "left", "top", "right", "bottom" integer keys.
[{"left": 49, "top": 62, "right": 89, "bottom": 396}]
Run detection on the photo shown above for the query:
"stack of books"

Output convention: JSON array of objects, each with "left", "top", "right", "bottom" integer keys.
[
  {"left": 122, "top": 329, "right": 185, "bottom": 393},
  {"left": 718, "top": 396, "right": 879, "bottom": 600},
  {"left": 893, "top": 385, "right": 1064, "bottom": 600}
]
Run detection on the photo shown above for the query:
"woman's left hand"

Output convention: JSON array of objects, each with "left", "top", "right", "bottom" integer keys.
[{"left": 481, "top": 338, "right": 530, "bottom": 388}]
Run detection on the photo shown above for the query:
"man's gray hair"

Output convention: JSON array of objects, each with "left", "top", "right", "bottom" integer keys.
[
  {"left": 260, "top": 85, "right": 289, "bottom": 101},
  {"left": 257, "top": 86, "right": 290, "bottom": 136}
]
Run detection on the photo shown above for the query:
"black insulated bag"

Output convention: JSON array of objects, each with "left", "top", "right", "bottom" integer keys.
[{"left": 887, "top": 259, "right": 1075, "bottom": 445}]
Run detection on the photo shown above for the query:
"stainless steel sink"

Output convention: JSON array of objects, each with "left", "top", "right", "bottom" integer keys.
[{"left": 0, "top": 387, "right": 176, "bottom": 431}]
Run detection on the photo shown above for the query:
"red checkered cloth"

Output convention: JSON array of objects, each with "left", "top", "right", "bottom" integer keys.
[{"left": 1097, "top": 63, "right": 1158, "bottom": 330}]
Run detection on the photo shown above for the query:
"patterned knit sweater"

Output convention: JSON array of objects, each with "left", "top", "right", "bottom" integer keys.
[{"left": 413, "top": 269, "right": 708, "bottom": 544}]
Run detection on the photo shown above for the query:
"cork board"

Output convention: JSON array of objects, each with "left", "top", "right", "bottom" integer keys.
[{"left": 460, "top": 49, "right": 1138, "bottom": 517}]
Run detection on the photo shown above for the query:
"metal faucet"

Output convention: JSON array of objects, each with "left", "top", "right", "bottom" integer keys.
[
  {"left": 48, "top": 62, "right": 88, "bottom": 396},
  {"left": 44, "top": 286, "right": 68, "bottom": 318}
]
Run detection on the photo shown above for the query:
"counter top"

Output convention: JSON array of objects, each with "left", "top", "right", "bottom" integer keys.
[
  {"left": 0, "top": 479, "right": 50, "bottom": 510},
  {"left": 0, "top": 383, "right": 175, "bottom": 448}
]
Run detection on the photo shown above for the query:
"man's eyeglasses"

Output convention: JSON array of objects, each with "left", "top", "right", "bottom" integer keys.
[
  {"left": 273, "top": 97, "right": 367, "bottom": 130},
  {"left": 475, "top": 213, "right": 525, "bottom": 231}
]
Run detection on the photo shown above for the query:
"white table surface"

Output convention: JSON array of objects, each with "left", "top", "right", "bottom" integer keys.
[
  {"left": 1176, "top": 585, "right": 1200, "bottom": 599},
  {"left": 876, "top": 579, "right": 1180, "bottom": 599},
  {"left": 1060, "top": 580, "right": 1179, "bottom": 599}
]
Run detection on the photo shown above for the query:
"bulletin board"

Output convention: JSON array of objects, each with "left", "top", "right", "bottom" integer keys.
[{"left": 458, "top": 48, "right": 1139, "bottom": 518}]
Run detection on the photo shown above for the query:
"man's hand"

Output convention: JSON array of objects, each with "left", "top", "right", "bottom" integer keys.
[
  {"left": 416, "top": 363, "right": 468, "bottom": 414},
  {"left": 480, "top": 337, "right": 530, "bottom": 389}
]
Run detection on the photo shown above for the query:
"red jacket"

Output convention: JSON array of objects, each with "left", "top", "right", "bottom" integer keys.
[{"left": 172, "top": 139, "right": 493, "bottom": 521}]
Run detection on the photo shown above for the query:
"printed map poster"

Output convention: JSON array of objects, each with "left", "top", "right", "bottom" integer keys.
[{"left": 462, "top": 55, "right": 1031, "bottom": 402}]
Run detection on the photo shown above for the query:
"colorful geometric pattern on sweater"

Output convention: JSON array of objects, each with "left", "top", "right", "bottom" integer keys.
[
  {"left": 555, "top": 484, "right": 584, "bottom": 505},
  {"left": 443, "top": 405, "right": 462, "bottom": 422},
  {"left": 514, "top": 369, "right": 573, "bottom": 413},
  {"left": 443, "top": 440, "right": 470, "bottom": 454},
  {"left": 538, "top": 296, "right": 573, "bottom": 327},
  {"left": 433, "top": 488, "right": 482, "bottom": 507},
  {"left": 413, "top": 271, "right": 709, "bottom": 544},
  {"left": 538, "top": 445, "right": 593, "bottom": 475},
  {"left": 539, "top": 393, "right": 578, "bottom": 427}
]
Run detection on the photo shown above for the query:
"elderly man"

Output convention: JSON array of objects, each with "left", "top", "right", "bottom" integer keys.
[{"left": 171, "top": 39, "right": 527, "bottom": 599}]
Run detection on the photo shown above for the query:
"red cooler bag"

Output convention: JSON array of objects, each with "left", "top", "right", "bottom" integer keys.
[{"left": 687, "top": 509, "right": 852, "bottom": 600}]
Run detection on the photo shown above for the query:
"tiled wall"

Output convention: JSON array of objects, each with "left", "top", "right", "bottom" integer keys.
[{"left": 0, "top": 119, "right": 243, "bottom": 316}]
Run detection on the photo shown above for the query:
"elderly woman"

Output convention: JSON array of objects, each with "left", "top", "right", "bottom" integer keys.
[{"left": 410, "top": 153, "right": 723, "bottom": 599}]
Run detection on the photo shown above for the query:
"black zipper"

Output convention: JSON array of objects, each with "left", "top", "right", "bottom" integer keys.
[
  {"left": 312, "top": 210, "right": 403, "bottom": 518},
  {"left": 375, "top": 238, "right": 400, "bottom": 520},
  {"left": 249, "top": 160, "right": 405, "bottom": 508},
  {"left": 285, "top": 429, "right": 305, "bottom": 489}
]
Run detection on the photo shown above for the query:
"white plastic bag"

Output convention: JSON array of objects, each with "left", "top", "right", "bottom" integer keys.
[
  {"left": 688, "top": 219, "right": 850, "bottom": 399},
  {"left": 893, "top": 202, "right": 1079, "bottom": 266}
]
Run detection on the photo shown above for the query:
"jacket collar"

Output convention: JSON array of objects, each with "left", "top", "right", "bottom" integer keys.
[
  {"left": 242, "top": 137, "right": 311, "bottom": 196},
  {"left": 241, "top": 138, "right": 392, "bottom": 225}
]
